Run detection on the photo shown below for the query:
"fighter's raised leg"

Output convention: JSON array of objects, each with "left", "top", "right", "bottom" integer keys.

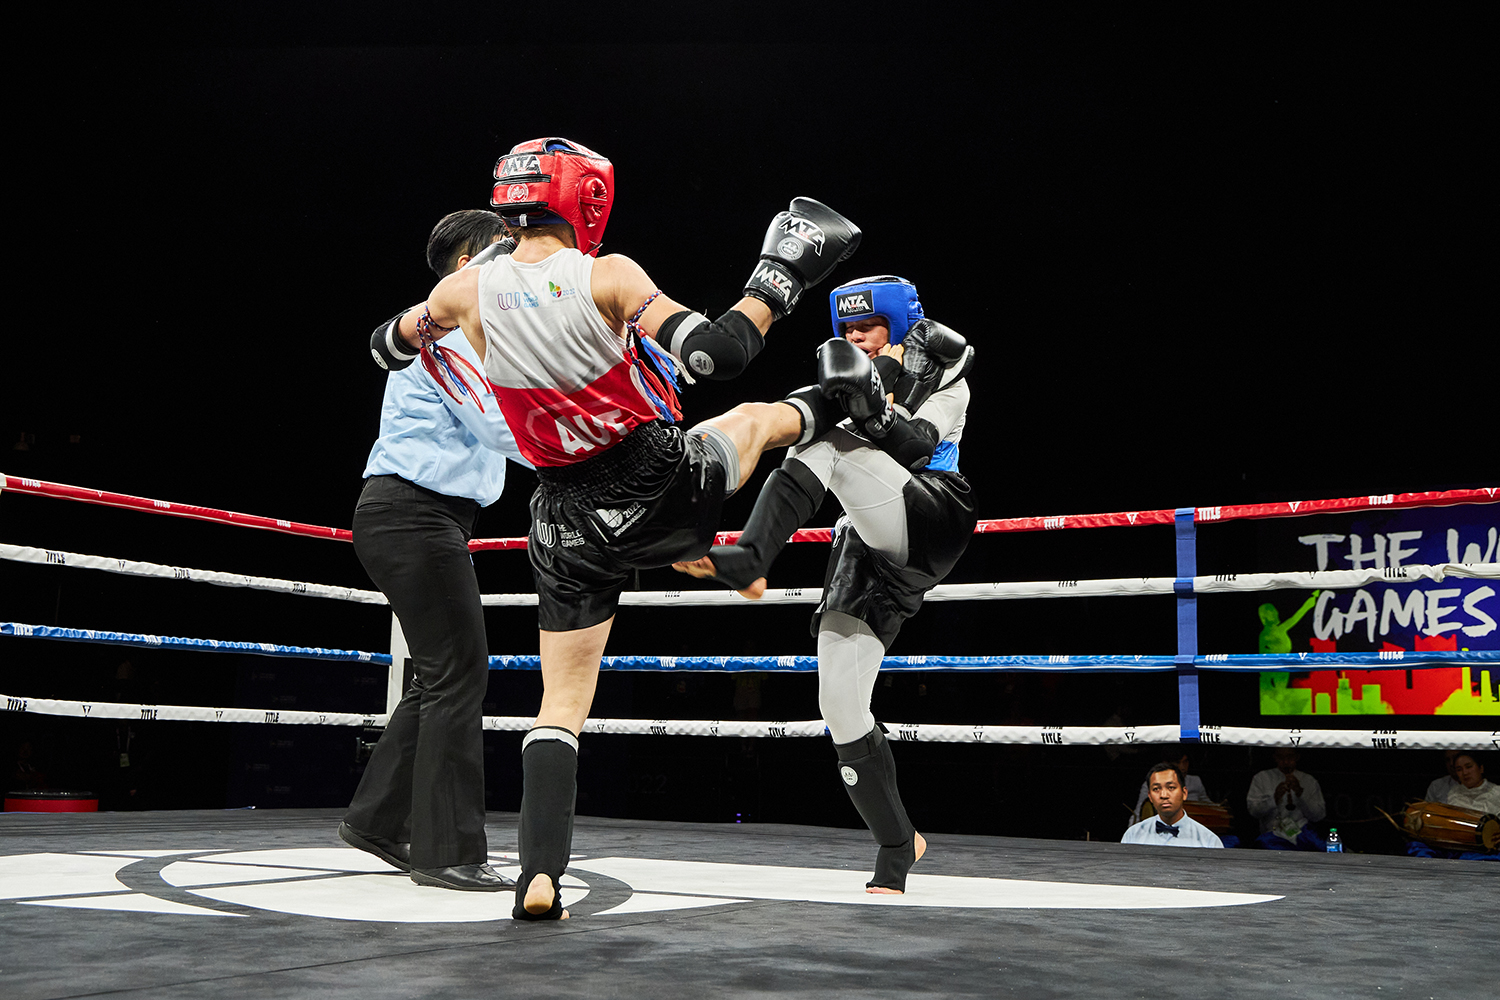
[{"left": 688, "top": 399, "right": 805, "bottom": 495}]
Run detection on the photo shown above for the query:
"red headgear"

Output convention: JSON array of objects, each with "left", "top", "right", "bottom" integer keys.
[{"left": 490, "top": 138, "right": 615, "bottom": 257}]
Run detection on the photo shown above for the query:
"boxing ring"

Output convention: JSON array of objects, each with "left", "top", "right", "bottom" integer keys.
[
  {"left": 3, "top": 474, "right": 1498, "bottom": 999},
  {"left": 4, "top": 476, "right": 1497, "bottom": 746}
]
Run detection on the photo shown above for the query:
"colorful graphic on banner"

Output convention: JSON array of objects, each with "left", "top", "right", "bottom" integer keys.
[{"left": 1259, "top": 506, "right": 1499, "bottom": 716}]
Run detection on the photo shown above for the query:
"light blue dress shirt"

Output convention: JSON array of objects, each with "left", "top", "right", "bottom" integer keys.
[
  {"left": 1120, "top": 812, "right": 1224, "bottom": 848},
  {"left": 363, "top": 333, "right": 530, "bottom": 505}
]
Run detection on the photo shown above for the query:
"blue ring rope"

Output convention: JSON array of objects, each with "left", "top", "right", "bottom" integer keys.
[{"left": 5, "top": 624, "right": 1496, "bottom": 673}]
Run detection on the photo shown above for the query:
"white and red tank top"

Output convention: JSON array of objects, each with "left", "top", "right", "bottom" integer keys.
[{"left": 476, "top": 248, "right": 659, "bottom": 467}]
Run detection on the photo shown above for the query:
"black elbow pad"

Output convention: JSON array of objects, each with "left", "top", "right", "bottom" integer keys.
[
  {"left": 872, "top": 416, "right": 940, "bottom": 471},
  {"left": 659, "top": 308, "right": 765, "bottom": 380},
  {"left": 370, "top": 310, "right": 418, "bottom": 371}
]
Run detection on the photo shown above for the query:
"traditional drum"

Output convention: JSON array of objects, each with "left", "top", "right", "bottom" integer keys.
[
  {"left": 1138, "top": 799, "right": 1235, "bottom": 834},
  {"left": 1401, "top": 800, "right": 1500, "bottom": 853}
]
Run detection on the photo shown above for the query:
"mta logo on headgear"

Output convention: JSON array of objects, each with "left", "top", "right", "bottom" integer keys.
[
  {"left": 498, "top": 154, "right": 542, "bottom": 177},
  {"left": 835, "top": 291, "right": 872, "bottom": 317}
]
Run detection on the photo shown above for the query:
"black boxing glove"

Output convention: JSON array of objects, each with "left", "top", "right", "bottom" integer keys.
[
  {"left": 817, "top": 338, "right": 895, "bottom": 436},
  {"left": 823, "top": 339, "right": 943, "bottom": 471},
  {"left": 744, "top": 198, "right": 861, "bottom": 318},
  {"left": 889, "top": 319, "right": 970, "bottom": 414}
]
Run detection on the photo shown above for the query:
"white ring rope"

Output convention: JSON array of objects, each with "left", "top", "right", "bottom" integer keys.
[
  {"left": 3, "top": 694, "right": 1495, "bottom": 750},
  {"left": 0, "top": 544, "right": 386, "bottom": 604},
  {"left": 8, "top": 543, "right": 1495, "bottom": 608}
]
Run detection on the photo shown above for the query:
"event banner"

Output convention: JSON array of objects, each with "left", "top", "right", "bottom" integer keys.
[{"left": 1258, "top": 505, "right": 1498, "bottom": 716}]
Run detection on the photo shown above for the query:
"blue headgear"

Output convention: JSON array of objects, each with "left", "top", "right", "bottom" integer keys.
[{"left": 828, "top": 275, "right": 923, "bottom": 345}]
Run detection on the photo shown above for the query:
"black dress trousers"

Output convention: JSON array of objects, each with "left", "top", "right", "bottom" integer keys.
[{"left": 344, "top": 475, "right": 490, "bottom": 869}]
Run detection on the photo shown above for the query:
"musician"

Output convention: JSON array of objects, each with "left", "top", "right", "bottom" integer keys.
[
  {"left": 1422, "top": 749, "right": 1461, "bottom": 804},
  {"left": 1448, "top": 752, "right": 1500, "bottom": 815},
  {"left": 1121, "top": 762, "right": 1224, "bottom": 848},
  {"left": 1246, "top": 747, "right": 1327, "bottom": 851},
  {"left": 1407, "top": 752, "right": 1500, "bottom": 862}
]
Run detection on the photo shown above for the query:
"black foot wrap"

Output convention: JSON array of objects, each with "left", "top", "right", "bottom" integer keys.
[
  {"left": 710, "top": 460, "right": 826, "bottom": 590},
  {"left": 834, "top": 726, "right": 918, "bottom": 891},
  {"left": 512, "top": 874, "right": 566, "bottom": 921},
  {"left": 513, "top": 728, "right": 577, "bottom": 920}
]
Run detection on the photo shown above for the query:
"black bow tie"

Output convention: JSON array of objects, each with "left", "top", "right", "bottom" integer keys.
[{"left": 1155, "top": 820, "right": 1180, "bottom": 837}]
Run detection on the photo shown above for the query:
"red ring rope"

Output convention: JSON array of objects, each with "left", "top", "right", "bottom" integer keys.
[{"left": 5, "top": 474, "right": 1494, "bottom": 552}]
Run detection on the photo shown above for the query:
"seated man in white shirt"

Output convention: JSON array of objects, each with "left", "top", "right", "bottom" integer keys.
[
  {"left": 1247, "top": 747, "right": 1327, "bottom": 851},
  {"left": 1448, "top": 752, "right": 1500, "bottom": 815},
  {"left": 1423, "top": 749, "right": 1461, "bottom": 804},
  {"left": 1121, "top": 762, "right": 1224, "bottom": 848},
  {"left": 1408, "top": 751, "right": 1500, "bottom": 862}
]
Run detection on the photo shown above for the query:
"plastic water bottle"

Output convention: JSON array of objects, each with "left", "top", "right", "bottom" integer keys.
[{"left": 1326, "top": 828, "right": 1342, "bottom": 853}]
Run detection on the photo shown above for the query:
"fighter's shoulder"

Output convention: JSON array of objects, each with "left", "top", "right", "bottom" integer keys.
[
  {"left": 592, "top": 252, "right": 652, "bottom": 283},
  {"left": 590, "top": 253, "right": 659, "bottom": 318},
  {"left": 437, "top": 264, "right": 483, "bottom": 300},
  {"left": 588, "top": 252, "right": 648, "bottom": 291}
]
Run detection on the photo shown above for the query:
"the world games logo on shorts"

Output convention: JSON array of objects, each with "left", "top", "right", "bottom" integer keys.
[
  {"left": 778, "top": 216, "right": 826, "bottom": 255},
  {"left": 835, "top": 291, "right": 872, "bottom": 318}
]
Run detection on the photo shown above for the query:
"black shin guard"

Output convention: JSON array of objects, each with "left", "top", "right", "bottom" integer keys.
[
  {"left": 710, "top": 459, "right": 827, "bottom": 590},
  {"left": 779, "top": 385, "right": 840, "bottom": 446},
  {"left": 514, "top": 727, "right": 577, "bottom": 920},
  {"left": 834, "top": 726, "right": 918, "bottom": 891}
]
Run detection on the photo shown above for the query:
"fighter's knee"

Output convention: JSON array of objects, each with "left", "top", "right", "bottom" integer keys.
[{"left": 721, "top": 400, "right": 772, "bottom": 424}]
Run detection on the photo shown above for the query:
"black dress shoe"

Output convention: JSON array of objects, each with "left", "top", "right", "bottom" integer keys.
[
  {"left": 338, "top": 821, "right": 413, "bottom": 872},
  {"left": 410, "top": 863, "right": 516, "bottom": 892}
]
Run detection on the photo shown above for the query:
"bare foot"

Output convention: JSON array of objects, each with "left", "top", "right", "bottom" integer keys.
[
  {"left": 670, "top": 558, "right": 768, "bottom": 601},
  {"left": 671, "top": 556, "right": 717, "bottom": 578},
  {"left": 738, "top": 577, "right": 768, "bottom": 600},
  {"left": 866, "top": 832, "right": 927, "bottom": 895},
  {"left": 523, "top": 873, "right": 570, "bottom": 919}
]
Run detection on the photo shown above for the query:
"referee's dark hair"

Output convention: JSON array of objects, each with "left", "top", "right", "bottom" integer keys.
[
  {"left": 1145, "top": 761, "right": 1186, "bottom": 787},
  {"left": 427, "top": 210, "right": 508, "bottom": 278}
]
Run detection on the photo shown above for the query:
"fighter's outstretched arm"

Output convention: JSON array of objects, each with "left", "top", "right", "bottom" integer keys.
[
  {"left": 592, "top": 252, "right": 772, "bottom": 379},
  {"left": 592, "top": 197, "right": 860, "bottom": 381}
]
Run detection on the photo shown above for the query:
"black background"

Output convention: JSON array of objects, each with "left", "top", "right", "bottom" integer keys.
[{"left": 1, "top": 6, "right": 1492, "bottom": 849}]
